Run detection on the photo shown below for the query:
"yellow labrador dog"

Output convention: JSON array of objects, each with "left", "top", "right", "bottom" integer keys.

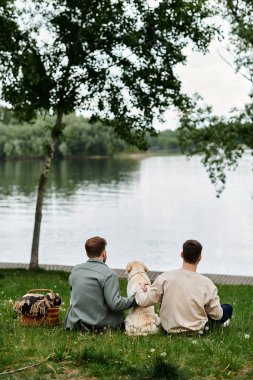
[{"left": 125, "top": 261, "right": 160, "bottom": 335}]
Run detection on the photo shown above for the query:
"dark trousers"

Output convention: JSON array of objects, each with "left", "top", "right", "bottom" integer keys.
[
  {"left": 163, "top": 304, "right": 233, "bottom": 335},
  {"left": 208, "top": 303, "right": 233, "bottom": 326},
  {"left": 75, "top": 320, "right": 125, "bottom": 333},
  {"left": 219, "top": 304, "right": 233, "bottom": 323}
]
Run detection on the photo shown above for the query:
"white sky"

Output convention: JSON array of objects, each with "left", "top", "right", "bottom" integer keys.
[{"left": 157, "top": 38, "right": 252, "bottom": 131}]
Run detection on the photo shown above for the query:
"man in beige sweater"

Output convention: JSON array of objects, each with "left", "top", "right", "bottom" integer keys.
[{"left": 135, "top": 240, "right": 233, "bottom": 333}]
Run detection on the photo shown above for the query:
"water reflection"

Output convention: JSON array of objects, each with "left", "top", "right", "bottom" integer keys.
[
  {"left": 0, "top": 160, "right": 43, "bottom": 197},
  {"left": 0, "top": 158, "right": 140, "bottom": 198}
]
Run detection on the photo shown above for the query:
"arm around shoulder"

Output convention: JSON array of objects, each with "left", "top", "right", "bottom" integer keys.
[
  {"left": 135, "top": 277, "right": 163, "bottom": 307},
  {"left": 103, "top": 272, "right": 134, "bottom": 312}
]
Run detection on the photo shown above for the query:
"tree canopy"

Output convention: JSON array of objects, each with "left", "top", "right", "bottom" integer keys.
[
  {"left": 0, "top": 0, "right": 218, "bottom": 146},
  {"left": 178, "top": 0, "right": 253, "bottom": 195}
]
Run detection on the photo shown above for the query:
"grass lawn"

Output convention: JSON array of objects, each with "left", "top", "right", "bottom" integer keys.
[{"left": 0, "top": 268, "right": 252, "bottom": 379}]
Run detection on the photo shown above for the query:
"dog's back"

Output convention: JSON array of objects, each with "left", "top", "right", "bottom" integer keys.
[{"left": 125, "top": 261, "right": 160, "bottom": 335}]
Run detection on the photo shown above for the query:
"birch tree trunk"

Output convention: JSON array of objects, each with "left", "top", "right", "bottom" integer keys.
[{"left": 29, "top": 110, "right": 63, "bottom": 270}]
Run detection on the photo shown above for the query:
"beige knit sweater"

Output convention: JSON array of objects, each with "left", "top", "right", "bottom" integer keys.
[{"left": 135, "top": 269, "right": 223, "bottom": 333}]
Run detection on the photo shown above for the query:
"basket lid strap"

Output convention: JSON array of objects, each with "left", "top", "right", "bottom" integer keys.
[{"left": 27, "top": 289, "right": 55, "bottom": 300}]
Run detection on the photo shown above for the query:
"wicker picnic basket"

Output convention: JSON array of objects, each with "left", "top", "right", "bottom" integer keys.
[{"left": 19, "top": 289, "right": 60, "bottom": 327}]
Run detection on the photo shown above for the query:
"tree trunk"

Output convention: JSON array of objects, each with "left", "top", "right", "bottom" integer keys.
[{"left": 29, "top": 110, "right": 63, "bottom": 270}]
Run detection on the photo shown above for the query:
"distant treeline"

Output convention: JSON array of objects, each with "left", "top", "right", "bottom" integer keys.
[{"left": 0, "top": 108, "right": 180, "bottom": 159}]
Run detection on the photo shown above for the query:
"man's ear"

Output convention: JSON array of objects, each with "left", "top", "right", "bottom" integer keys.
[
  {"left": 101, "top": 249, "right": 107, "bottom": 262},
  {"left": 181, "top": 251, "right": 184, "bottom": 259},
  {"left": 198, "top": 254, "right": 202, "bottom": 262},
  {"left": 125, "top": 262, "right": 133, "bottom": 274}
]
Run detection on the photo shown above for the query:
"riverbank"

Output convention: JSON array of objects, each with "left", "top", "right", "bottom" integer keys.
[
  {"left": 1, "top": 268, "right": 253, "bottom": 379},
  {"left": 0, "top": 262, "right": 253, "bottom": 285},
  {"left": 0, "top": 150, "right": 180, "bottom": 161}
]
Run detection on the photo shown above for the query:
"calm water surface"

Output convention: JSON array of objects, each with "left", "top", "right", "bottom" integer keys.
[{"left": 0, "top": 155, "right": 253, "bottom": 276}]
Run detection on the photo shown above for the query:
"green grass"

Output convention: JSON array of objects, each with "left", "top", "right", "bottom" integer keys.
[{"left": 0, "top": 269, "right": 252, "bottom": 379}]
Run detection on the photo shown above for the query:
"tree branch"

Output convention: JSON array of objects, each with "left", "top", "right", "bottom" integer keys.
[
  {"left": 217, "top": 49, "right": 252, "bottom": 82},
  {"left": 0, "top": 354, "right": 53, "bottom": 376}
]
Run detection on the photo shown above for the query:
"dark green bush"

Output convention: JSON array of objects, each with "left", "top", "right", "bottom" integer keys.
[{"left": 0, "top": 108, "right": 180, "bottom": 158}]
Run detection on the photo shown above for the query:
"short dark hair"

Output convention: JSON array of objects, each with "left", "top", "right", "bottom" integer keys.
[
  {"left": 182, "top": 240, "right": 202, "bottom": 264},
  {"left": 85, "top": 236, "right": 107, "bottom": 258}
]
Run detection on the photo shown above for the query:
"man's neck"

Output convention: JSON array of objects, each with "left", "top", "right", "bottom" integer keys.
[
  {"left": 88, "top": 257, "right": 104, "bottom": 262},
  {"left": 182, "top": 262, "right": 198, "bottom": 272}
]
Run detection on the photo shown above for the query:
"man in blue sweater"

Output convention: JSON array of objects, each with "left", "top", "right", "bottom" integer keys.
[{"left": 64, "top": 236, "right": 135, "bottom": 332}]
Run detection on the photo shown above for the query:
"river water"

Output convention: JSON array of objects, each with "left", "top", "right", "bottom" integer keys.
[{"left": 0, "top": 155, "right": 252, "bottom": 276}]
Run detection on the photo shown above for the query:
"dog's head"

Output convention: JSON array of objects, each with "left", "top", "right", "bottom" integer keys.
[{"left": 125, "top": 261, "right": 148, "bottom": 274}]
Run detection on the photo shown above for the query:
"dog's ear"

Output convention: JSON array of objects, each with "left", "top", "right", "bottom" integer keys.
[
  {"left": 144, "top": 264, "right": 149, "bottom": 272},
  {"left": 125, "top": 262, "right": 133, "bottom": 274}
]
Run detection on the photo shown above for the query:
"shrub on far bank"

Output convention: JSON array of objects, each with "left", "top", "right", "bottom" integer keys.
[
  {"left": 60, "top": 115, "right": 127, "bottom": 157},
  {"left": 0, "top": 123, "right": 51, "bottom": 159},
  {"left": 0, "top": 114, "right": 128, "bottom": 159},
  {"left": 147, "top": 129, "right": 180, "bottom": 153},
  {"left": 0, "top": 111, "right": 180, "bottom": 159}
]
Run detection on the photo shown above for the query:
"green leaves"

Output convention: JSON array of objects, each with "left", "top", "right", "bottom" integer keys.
[
  {"left": 177, "top": 1, "right": 253, "bottom": 195},
  {"left": 0, "top": 0, "right": 217, "bottom": 148},
  {"left": 178, "top": 96, "right": 251, "bottom": 195},
  {"left": 225, "top": 0, "right": 253, "bottom": 77}
]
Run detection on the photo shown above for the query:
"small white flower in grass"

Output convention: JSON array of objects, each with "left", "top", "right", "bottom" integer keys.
[
  {"left": 150, "top": 348, "right": 155, "bottom": 353},
  {"left": 205, "top": 326, "right": 209, "bottom": 331},
  {"left": 198, "top": 330, "right": 204, "bottom": 335},
  {"left": 160, "top": 352, "right": 166, "bottom": 357},
  {"left": 244, "top": 334, "right": 250, "bottom": 339},
  {"left": 8, "top": 299, "right": 13, "bottom": 303},
  {"left": 191, "top": 340, "right": 197, "bottom": 344}
]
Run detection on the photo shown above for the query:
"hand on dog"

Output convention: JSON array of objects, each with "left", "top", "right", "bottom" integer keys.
[{"left": 139, "top": 283, "right": 148, "bottom": 292}]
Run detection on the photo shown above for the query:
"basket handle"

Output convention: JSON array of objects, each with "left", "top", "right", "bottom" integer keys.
[{"left": 27, "top": 289, "right": 55, "bottom": 301}]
